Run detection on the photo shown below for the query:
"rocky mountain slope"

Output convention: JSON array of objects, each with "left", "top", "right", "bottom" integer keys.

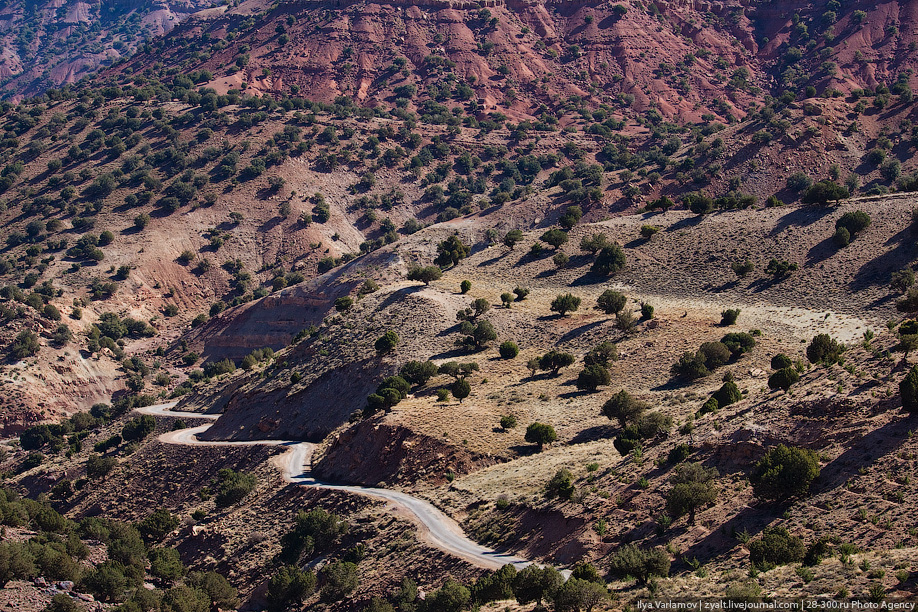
[
  {"left": 111, "top": 0, "right": 918, "bottom": 121},
  {"left": 0, "top": 0, "right": 216, "bottom": 100},
  {"left": 2, "top": 0, "right": 918, "bottom": 608}
]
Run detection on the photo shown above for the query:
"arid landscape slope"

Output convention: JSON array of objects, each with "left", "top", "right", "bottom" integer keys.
[{"left": 1, "top": 0, "right": 918, "bottom": 609}]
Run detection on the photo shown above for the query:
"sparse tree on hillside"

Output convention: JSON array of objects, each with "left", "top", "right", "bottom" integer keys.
[
  {"left": 584, "top": 341, "right": 618, "bottom": 367},
  {"left": 665, "top": 462, "right": 719, "bottom": 524},
  {"left": 512, "top": 565, "right": 564, "bottom": 607},
  {"left": 399, "top": 361, "right": 439, "bottom": 386},
  {"left": 580, "top": 233, "right": 610, "bottom": 254},
  {"left": 499, "top": 341, "right": 519, "bottom": 359},
  {"left": 601, "top": 390, "right": 647, "bottom": 428},
  {"left": 591, "top": 244, "right": 626, "bottom": 276},
  {"left": 576, "top": 364, "right": 611, "bottom": 392},
  {"left": 266, "top": 566, "right": 316, "bottom": 612},
  {"left": 407, "top": 266, "right": 442, "bottom": 285},
  {"left": 538, "top": 350, "right": 576, "bottom": 375},
  {"left": 802, "top": 180, "right": 849, "bottom": 205},
  {"left": 608, "top": 544, "right": 670, "bottom": 585},
  {"left": 768, "top": 367, "right": 799, "bottom": 392},
  {"left": 550, "top": 293, "right": 581, "bottom": 316},
  {"left": 806, "top": 333, "right": 843, "bottom": 365},
  {"left": 525, "top": 422, "right": 557, "bottom": 450},
  {"left": 435, "top": 234, "right": 470, "bottom": 267},
  {"left": 458, "top": 319, "right": 497, "bottom": 350},
  {"left": 732, "top": 259, "right": 754, "bottom": 278},
  {"left": 900, "top": 364, "right": 918, "bottom": 412},
  {"left": 559, "top": 205, "right": 583, "bottom": 230},
  {"left": 503, "top": 229, "right": 524, "bottom": 249},
  {"left": 540, "top": 229, "right": 569, "bottom": 250},
  {"left": 375, "top": 331, "right": 399, "bottom": 355},
  {"left": 9, "top": 330, "right": 39, "bottom": 360},
  {"left": 750, "top": 444, "right": 820, "bottom": 501},
  {"left": 451, "top": 378, "right": 471, "bottom": 403},
  {"left": 597, "top": 290, "right": 626, "bottom": 314},
  {"left": 552, "top": 578, "right": 609, "bottom": 612}
]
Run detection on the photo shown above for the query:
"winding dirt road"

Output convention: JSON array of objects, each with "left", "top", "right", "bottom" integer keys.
[{"left": 136, "top": 403, "right": 532, "bottom": 571}]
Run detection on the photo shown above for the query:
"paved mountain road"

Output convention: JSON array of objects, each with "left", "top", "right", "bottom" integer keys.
[{"left": 136, "top": 403, "right": 534, "bottom": 571}]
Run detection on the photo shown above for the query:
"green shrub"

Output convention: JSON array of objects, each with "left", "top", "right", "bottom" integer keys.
[
  {"left": 665, "top": 462, "right": 719, "bottom": 524},
  {"left": 451, "top": 378, "right": 471, "bottom": 402},
  {"left": 636, "top": 411, "right": 672, "bottom": 438},
  {"left": 503, "top": 230, "right": 523, "bottom": 248},
  {"left": 721, "top": 332, "right": 756, "bottom": 358},
  {"left": 802, "top": 180, "right": 849, "bottom": 204},
  {"left": 148, "top": 547, "right": 185, "bottom": 581},
  {"left": 425, "top": 579, "right": 471, "bottom": 612},
  {"left": 641, "top": 302, "right": 654, "bottom": 319},
  {"left": 786, "top": 172, "right": 813, "bottom": 192},
  {"left": 551, "top": 578, "right": 608, "bottom": 610},
  {"left": 698, "top": 397, "right": 719, "bottom": 416},
  {"left": 750, "top": 444, "right": 820, "bottom": 501},
  {"left": 900, "top": 364, "right": 918, "bottom": 412},
  {"left": 748, "top": 527, "right": 804, "bottom": 569},
  {"left": 602, "top": 390, "right": 646, "bottom": 427},
  {"left": 721, "top": 309, "right": 740, "bottom": 326},
  {"left": 319, "top": 561, "right": 358, "bottom": 601},
  {"left": 712, "top": 381, "right": 741, "bottom": 407},
  {"left": 512, "top": 565, "right": 564, "bottom": 606},
  {"left": 576, "top": 364, "right": 611, "bottom": 392},
  {"left": 9, "top": 330, "right": 39, "bottom": 359},
  {"left": 608, "top": 544, "right": 670, "bottom": 584},
  {"left": 806, "top": 333, "right": 843, "bottom": 365},
  {"left": 770, "top": 354, "right": 793, "bottom": 370},
  {"left": 214, "top": 469, "right": 256, "bottom": 507},
  {"left": 672, "top": 351, "right": 710, "bottom": 380},
  {"left": 399, "top": 361, "right": 439, "bottom": 386},
  {"left": 545, "top": 468, "right": 575, "bottom": 499},
  {"left": 584, "top": 341, "right": 618, "bottom": 367},
  {"left": 266, "top": 565, "right": 316, "bottom": 612},
  {"left": 499, "top": 341, "right": 519, "bottom": 359},
  {"left": 406, "top": 266, "right": 442, "bottom": 285},
  {"left": 137, "top": 508, "right": 179, "bottom": 542},
  {"left": 550, "top": 293, "right": 581, "bottom": 316},
  {"left": 121, "top": 415, "right": 155, "bottom": 442},
  {"left": 43, "top": 593, "right": 80, "bottom": 612},
  {"left": 699, "top": 342, "right": 731, "bottom": 368},
  {"left": 540, "top": 229, "right": 568, "bottom": 249},
  {"left": 836, "top": 210, "right": 871, "bottom": 236},
  {"left": 597, "top": 290, "right": 626, "bottom": 314},
  {"left": 768, "top": 367, "right": 799, "bottom": 391},
  {"left": 684, "top": 192, "right": 714, "bottom": 215},
  {"left": 732, "top": 260, "right": 754, "bottom": 277},
  {"left": 525, "top": 422, "right": 557, "bottom": 450},
  {"left": 591, "top": 244, "right": 626, "bottom": 275},
  {"left": 374, "top": 330, "right": 399, "bottom": 354}
]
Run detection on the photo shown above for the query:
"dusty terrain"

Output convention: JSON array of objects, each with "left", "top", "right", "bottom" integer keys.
[{"left": 3, "top": 0, "right": 918, "bottom": 608}]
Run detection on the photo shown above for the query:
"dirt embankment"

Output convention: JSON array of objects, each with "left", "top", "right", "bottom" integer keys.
[
  {"left": 315, "top": 418, "right": 501, "bottom": 487},
  {"left": 199, "top": 357, "right": 383, "bottom": 441}
]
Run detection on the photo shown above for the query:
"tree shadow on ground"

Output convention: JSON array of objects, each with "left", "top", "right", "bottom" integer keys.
[
  {"left": 805, "top": 235, "right": 838, "bottom": 267},
  {"left": 569, "top": 424, "right": 616, "bottom": 444},
  {"left": 768, "top": 205, "right": 834, "bottom": 237},
  {"left": 665, "top": 215, "right": 703, "bottom": 233},
  {"left": 850, "top": 226, "right": 918, "bottom": 293}
]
